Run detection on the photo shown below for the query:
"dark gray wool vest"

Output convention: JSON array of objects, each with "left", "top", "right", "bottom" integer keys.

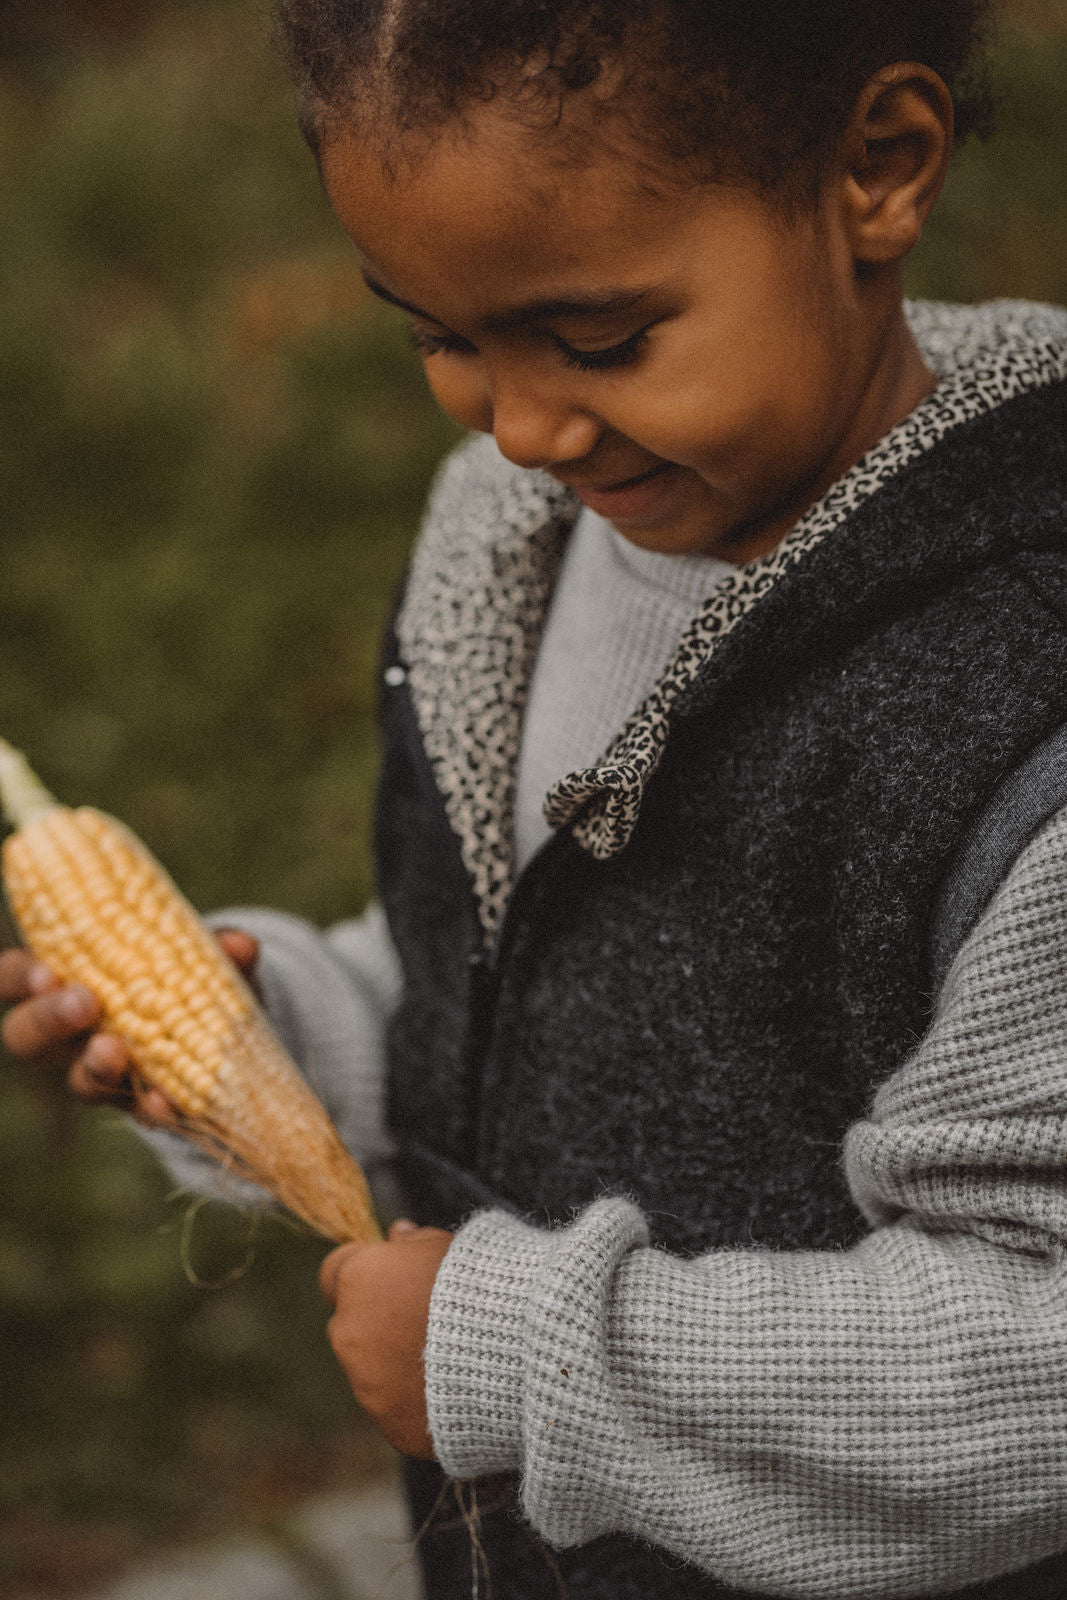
[{"left": 376, "top": 377, "right": 1067, "bottom": 1600}]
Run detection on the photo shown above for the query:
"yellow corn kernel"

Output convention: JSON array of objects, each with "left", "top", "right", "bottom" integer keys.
[{"left": 0, "top": 737, "right": 381, "bottom": 1243}]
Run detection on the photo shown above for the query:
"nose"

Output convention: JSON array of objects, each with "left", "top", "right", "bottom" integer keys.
[{"left": 489, "top": 376, "right": 602, "bottom": 472}]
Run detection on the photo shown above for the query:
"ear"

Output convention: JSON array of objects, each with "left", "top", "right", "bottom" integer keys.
[{"left": 839, "top": 64, "right": 954, "bottom": 267}]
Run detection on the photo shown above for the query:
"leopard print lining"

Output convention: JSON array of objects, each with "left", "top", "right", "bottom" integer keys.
[
  {"left": 394, "top": 442, "right": 577, "bottom": 934},
  {"left": 396, "top": 300, "right": 1067, "bottom": 940}
]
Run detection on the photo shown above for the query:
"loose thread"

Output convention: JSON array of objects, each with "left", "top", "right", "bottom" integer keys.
[
  {"left": 403, "top": 1472, "right": 568, "bottom": 1600},
  {"left": 532, "top": 1533, "right": 569, "bottom": 1600},
  {"left": 178, "top": 1193, "right": 262, "bottom": 1287},
  {"left": 377, "top": 1541, "right": 426, "bottom": 1600},
  {"left": 380, "top": 1470, "right": 454, "bottom": 1600},
  {"left": 470, "top": 1490, "right": 479, "bottom": 1600},
  {"left": 454, "top": 1480, "right": 491, "bottom": 1600},
  {"left": 402, "top": 1472, "right": 453, "bottom": 1550}
]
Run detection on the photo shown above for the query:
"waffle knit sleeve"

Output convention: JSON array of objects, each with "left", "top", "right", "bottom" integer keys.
[
  {"left": 140, "top": 902, "right": 402, "bottom": 1209},
  {"left": 424, "top": 805, "right": 1067, "bottom": 1599}
]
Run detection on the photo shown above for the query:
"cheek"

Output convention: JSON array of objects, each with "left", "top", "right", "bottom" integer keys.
[
  {"left": 425, "top": 360, "right": 493, "bottom": 435},
  {"left": 614, "top": 365, "right": 765, "bottom": 472},
  {"left": 636, "top": 335, "right": 840, "bottom": 476}
]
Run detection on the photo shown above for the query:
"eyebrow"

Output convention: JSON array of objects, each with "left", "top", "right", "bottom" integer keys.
[{"left": 361, "top": 272, "right": 661, "bottom": 332}]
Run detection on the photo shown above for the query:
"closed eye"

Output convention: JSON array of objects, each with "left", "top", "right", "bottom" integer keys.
[
  {"left": 409, "top": 318, "right": 656, "bottom": 371},
  {"left": 409, "top": 323, "right": 476, "bottom": 359},
  {"left": 555, "top": 325, "right": 653, "bottom": 372}
]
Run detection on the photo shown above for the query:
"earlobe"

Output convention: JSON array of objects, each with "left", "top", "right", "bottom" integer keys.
[{"left": 842, "top": 64, "right": 954, "bottom": 268}]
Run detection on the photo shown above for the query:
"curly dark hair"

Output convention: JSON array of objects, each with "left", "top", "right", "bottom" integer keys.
[{"left": 274, "top": 0, "right": 995, "bottom": 197}]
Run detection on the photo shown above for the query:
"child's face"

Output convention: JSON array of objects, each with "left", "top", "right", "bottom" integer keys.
[{"left": 322, "top": 108, "right": 930, "bottom": 560}]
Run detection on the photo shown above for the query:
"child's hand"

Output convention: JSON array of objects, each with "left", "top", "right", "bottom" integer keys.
[
  {"left": 0, "top": 927, "right": 259, "bottom": 1128},
  {"left": 319, "top": 1219, "right": 454, "bottom": 1459}
]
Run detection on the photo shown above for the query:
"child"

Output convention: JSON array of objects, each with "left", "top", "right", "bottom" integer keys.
[{"left": 4, "top": 0, "right": 1067, "bottom": 1594}]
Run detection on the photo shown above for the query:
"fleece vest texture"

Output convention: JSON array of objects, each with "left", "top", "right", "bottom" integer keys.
[{"left": 376, "top": 376, "right": 1067, "bottom": 1600}]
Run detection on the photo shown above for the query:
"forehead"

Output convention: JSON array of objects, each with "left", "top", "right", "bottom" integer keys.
[{"left": 320, "top": 107, "right": 710, "bottom": 322}]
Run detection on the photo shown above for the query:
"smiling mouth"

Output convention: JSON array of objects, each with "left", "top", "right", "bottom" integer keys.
[
  {"left": 566, "top": 461, "right": 673, "bottom": 494},
  {"left": 557, "top": 459, "right": 684, "bottom": 527}
]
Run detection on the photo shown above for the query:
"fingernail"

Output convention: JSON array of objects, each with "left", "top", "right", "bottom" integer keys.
[
  {"left": 58, "top": 986, "right": 95, "bottom": 1028},
  {"left": 139, "top": 1088, "right": 173, "bottom": 1125},
  {"left": 390, "top": 1218, "right": 419, "bottom": 1236},
  {"left": 27, "top": 962, "right": 56, "bottom": 994},
  {"left": 84, "top": 1037, "right": 116, "bottom": 1077}
]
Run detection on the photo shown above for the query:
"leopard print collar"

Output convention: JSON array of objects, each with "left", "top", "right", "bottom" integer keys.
[{"left": 396, "top": 300, "right": 1067, "bottom": 940}]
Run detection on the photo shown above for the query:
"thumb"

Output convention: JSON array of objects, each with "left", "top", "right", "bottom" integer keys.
[
  {"left": 213, "top": 927, "right": 260, "bottom": 973},
  {"left": 318, "top": 1240, "right": 369, "bottom": 1306}
]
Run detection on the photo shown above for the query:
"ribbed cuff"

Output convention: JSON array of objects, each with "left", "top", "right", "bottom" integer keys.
[
  {"left": 425, "top": 1198, "right": 651, "bottom": 1489},
  {"left": 425, "top": 1208, "right": 554, "bottom": 1478}
]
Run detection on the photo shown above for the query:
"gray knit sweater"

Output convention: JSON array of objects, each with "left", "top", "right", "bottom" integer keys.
[
  {"left": 143, "top": 301, "right": 1067, "bottom": 1598},
  {"left": 515, "top": 508, "right": 732, "bottom": 864},
  {"left": 426, "top": 802, "right": 1067, "bottom": 1595}
]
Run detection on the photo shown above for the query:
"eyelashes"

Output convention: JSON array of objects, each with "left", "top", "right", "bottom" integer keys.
[
  {"left": 556, "top": 327, "right": 650, "bottom": 372},
  {"left": 408, "top": 322, "right": 654, "bottom": 372},
  {"left": 409, "top": 325, "right": 473, "bottom": 359}
]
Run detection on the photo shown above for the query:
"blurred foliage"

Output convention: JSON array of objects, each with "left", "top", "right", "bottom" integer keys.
[
  {"left": 0, "top": 1073, "right": 396, "bottom": 1594},
  {"left": 0, "top": 3, "right": 460, "bottom": 924},
  {"left": 908, "top": 10, "right": 1067, "bottom": 305},
  {"left": 0, "top": 0, "right": 1062, "bottom": 1594}
]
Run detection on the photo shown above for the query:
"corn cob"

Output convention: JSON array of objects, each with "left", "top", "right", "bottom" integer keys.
[{"left": 0, "top": 738, "right": 380, "bottom": 1244}]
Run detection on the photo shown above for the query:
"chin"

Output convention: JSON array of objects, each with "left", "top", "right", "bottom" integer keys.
[{"left": 611, "top": 513, "right": 733, "bottom": 559}]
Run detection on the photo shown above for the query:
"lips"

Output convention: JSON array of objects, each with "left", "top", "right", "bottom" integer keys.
[
  {"left": 570, "top": 462, "right": 671, "bottom": 494},
  {"left": 561, "top": 460, "right": 679, "bottom": 522}
]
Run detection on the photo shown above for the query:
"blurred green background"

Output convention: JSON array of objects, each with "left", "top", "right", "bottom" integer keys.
[{"left": 0, "top": 0, "right": 1063, "bottom": 1594}]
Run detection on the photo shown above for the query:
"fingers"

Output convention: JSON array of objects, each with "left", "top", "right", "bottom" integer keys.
[
  {"left": 213, "top": 927, "right": 262, "bottom": 1001},
  {"left": 318, "top": 1223, "right": 440, "bottom": 1304},
  {"left": 0, "top": 946, "right": 177, "bottom": 1127},
  {"left": 319, "top": 1240, "right": 369, "bottom": 1306},
  {"left": 67, "top": 1030, "right": 130, "bottom": 1101},
  {"left": 69, "top": 1038, "right": 176, "bottom": 1125},
  {"left": 213, "top": 927, "right": 259, "bottom": 973},
  {"left": 1, "top": 980, "right": 100, "bottom": 1060},
  {"left": 66, "top": 1036, "right": 177, "bottom": 1126},
  {"left": 318, "top": 1223, "right": 449, "bottom": 1460},
  {"left": 131, "top": 1085, "right": 179, "bottom": 1128},
  {"left": 0, "top": 948, "right": 99, "bottom": 1064},
  {"left": 0, "top": 947, "right": 57, "bottom": 1003}
]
